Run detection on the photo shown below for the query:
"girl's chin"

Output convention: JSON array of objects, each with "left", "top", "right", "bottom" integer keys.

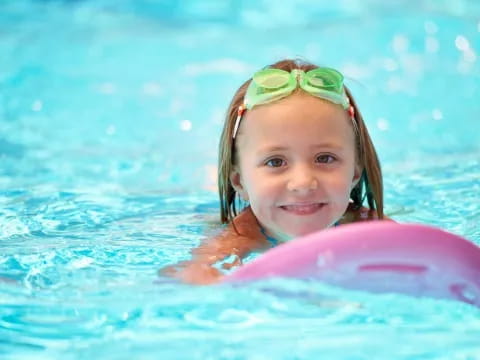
[
  {"left": 265, "top": 219, "right": 336, "bottom": 241},
  {"left": 276, "top": 216, "right": 336, "bottom": 238},
  {"left": 282, "top": 226, "right": 328, "bottom": 239}
]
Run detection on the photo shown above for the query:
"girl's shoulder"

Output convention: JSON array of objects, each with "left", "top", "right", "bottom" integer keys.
[
  {"left": 208, "top": 207, "right": 269, "bottom": 255},
  {"left": 229, "top": 207, "right": 269, "bottom": 245}
]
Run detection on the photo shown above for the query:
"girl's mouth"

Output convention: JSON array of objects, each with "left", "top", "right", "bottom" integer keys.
[{"left": 280, "top": 203, "right": 326, "bottom": 215}]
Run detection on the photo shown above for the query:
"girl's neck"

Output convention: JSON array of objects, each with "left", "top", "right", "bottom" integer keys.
[{"left": 259, "top": 221, "right": 340, "bottom": 247}]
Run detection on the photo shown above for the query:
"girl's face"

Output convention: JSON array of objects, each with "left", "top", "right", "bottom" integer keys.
[{"left": 231, "top": 91, "right": 361, "bottom": 241}]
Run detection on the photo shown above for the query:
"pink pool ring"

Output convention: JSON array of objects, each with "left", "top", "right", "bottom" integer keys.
[{"left": 224, "top": 221, "right": 480, "bottom": 307}]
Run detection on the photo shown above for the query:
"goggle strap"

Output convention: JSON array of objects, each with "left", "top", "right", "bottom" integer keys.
[{"left": 232, "top": 104, "right": 246, "bottom": 139}]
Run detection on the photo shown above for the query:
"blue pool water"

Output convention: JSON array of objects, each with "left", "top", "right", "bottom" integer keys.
[{"left": 1, "top": 1, "right": 480, "bottom": 358}]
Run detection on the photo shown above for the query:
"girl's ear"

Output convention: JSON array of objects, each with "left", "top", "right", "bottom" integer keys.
[
  {"left": 230, "top": 167, "right": 249, "bottom": 201},
  {"left": 351, "top": 164, "right": 362, "bottom": 189}
]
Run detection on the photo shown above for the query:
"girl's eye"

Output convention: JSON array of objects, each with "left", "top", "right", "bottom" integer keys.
[
  {"left": 316, "top": 154, "right": 336, "bottom": 164},
  {"left": 265, "top": 158, "right": 285, "bottom": 167}
]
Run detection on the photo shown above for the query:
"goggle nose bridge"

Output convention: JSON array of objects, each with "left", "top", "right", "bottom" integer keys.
[{"left": 291, "top": 69, "right": 304, "bottom": 83}]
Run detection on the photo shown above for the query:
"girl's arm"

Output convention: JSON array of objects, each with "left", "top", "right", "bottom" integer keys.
[
  {"left": 161, "top": 205, "right": 393, "bottom": 284},
  {"left": 159, "top": 207, "right": 267, "bottom": 285}
]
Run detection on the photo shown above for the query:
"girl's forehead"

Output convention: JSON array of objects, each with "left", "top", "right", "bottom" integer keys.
[{"left": 236, "top": 93, "right": 355, "bottom": 148}]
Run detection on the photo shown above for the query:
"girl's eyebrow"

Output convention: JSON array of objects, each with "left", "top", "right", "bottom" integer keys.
[
  {"left": 257, "top": 143, "right": 345, "bottom": 154},
  {"left": 311, "top": 143, "right": 345, "bottom": 150}
]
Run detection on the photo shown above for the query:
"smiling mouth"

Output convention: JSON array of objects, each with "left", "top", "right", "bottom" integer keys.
[{"left": 280, "top": 203, "right": 326, "bottom": 215}]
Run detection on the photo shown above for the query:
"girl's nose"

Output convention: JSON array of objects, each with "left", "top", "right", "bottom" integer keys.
[{"left": 286, "top": 166, "right": 318, "bottom": 193}]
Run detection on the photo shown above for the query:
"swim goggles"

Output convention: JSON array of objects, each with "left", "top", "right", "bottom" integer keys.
[{"left": 233, "top": 68, "right": 354, "bottom": 139}]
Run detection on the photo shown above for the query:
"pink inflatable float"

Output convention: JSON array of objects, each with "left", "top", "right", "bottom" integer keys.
[{"left": 224, "top": 222, "right": 480, "bottom": 307}]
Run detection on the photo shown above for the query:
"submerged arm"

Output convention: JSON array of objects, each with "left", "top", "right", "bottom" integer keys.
[{"left": 159, "top": 207, "right": 266, "bottom": 285}]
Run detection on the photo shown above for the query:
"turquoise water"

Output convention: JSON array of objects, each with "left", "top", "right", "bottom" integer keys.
[{"left": 1, "top": 0, "right": 480, "bottom": 358}]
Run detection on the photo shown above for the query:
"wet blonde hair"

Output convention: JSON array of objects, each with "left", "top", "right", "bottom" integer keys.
[{"left": 218, "top": 59, "right": 384, "bottom": 224}]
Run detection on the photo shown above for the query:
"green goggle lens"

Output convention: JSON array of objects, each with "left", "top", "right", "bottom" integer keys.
[
  {"left": 305, "top": 68, "right": 343, "bottom": 91},
  {"left": 253, "top": 69, "right": 291, "bottom": 89}
]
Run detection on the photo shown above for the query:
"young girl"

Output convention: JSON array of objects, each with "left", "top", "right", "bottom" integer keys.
[{"left": 161, "top": 59, "right": 387, "bottom": 284}]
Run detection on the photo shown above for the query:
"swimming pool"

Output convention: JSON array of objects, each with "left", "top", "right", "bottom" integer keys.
[{"left": 1, "top": 0, "right": 479, "bottom": 358}]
